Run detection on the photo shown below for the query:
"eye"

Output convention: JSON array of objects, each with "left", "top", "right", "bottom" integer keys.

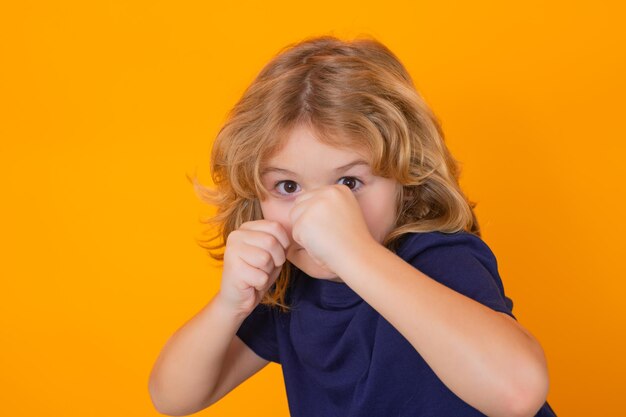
[
  {"left": 274, "top": 180, "right": 301, "bottom": 196},
  {"left": 338, "top": 176, "right": 364, "bottom": 191}
]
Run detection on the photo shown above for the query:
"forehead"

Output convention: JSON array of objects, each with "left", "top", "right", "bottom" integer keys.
[{"left": 261, "top": 125, "right": 371, "bottom": 170}]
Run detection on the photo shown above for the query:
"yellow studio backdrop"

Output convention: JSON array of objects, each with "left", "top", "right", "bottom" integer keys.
[{"left": 1, "top": 1, "right": 624, "bottom": 416}]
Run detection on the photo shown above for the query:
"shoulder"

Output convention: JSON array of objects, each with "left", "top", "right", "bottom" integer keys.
[
  {"left": 395, "top": 230, "right": 496, "bottom": 265},
  {"left": 393, "top": 231, "right": 515, "bottom": 318}
]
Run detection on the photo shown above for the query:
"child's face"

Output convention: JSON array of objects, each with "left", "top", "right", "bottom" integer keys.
[{"left": 259, "top": 125, "right": 400, "bottom": 282}]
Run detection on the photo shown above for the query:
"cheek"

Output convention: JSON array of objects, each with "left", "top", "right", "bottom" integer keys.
[
  {"left": 259, "top": 198, "right": 295, "bottom": 238},
  {"left": 360, "top": 201, "right": 388, "bottom": 233},
  {"left": 359, "top": 185, "right": 398, "bottom": 240}
]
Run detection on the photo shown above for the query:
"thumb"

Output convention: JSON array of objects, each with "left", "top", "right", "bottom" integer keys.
[
  {"left": 268, "top": 264, "right": 283, "bottom": 286},
  {"left": 257, "top": 264, "right": 283, "bottom": 298}
]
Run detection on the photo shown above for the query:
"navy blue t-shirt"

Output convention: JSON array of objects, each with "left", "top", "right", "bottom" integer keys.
[{"left": 236, "top": 231, "right": 557, "bottom": 416}]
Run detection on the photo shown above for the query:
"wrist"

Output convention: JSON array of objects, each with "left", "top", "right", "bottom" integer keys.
[
  {"left": 211, "top": 292, "right": 250, "bottom": 325},
  {"left": 327, "top": 236, "right": 381, "bottom": 282}
]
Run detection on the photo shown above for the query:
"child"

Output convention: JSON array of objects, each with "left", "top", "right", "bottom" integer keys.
[{"left": 148, "top": 35, "right": 558, "bottom": 417}]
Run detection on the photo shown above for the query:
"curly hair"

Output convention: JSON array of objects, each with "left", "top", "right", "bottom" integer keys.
[{"left": 189, "top": 35, "right": 481, "bottom": 312}]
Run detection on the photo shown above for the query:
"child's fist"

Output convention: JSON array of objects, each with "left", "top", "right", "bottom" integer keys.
[
  {"left": 290, "top": 184, "right": 373, "bottom": 272},
  {"left": 217, "top": 220, "right": 290, "bottom": 318}
]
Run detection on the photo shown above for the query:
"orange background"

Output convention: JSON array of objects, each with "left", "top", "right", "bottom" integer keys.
[{"left": 1, "top": 1, "right": 624, "bottom": 416}]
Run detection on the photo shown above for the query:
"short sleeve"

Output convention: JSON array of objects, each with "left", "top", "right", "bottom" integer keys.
[
  {"left": 236, "top": 302, "right": 281, "bottom": 363},
  {"left": 401, "top": 233, "right": 516, "bottom": 320}
]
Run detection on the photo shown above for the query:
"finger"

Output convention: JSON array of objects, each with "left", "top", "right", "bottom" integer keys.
[
  {"left": 238, "top": 244, "right": 277, "bottom": 275},
  {"left": 240, "top": 220, "right": 291, "bottom": 251},
  {"left": 289, "top": 200, "right": 307, "bottom": 228},
  {"left": 239, "top": 230, "right": 287, "bottom": 268},
  {"left": 261, "top": 265, "right": 282, "bottom": 294},
  {"left": 255, "top": 266, "right": 282, "bottom": 294},
  {"left": 293, "top": 189, "right": 316, "bottom": 205},
  {"left": 237, "top": 264, "right": 269, "bottom": 293},
  {"left": 290, "top": 188, "right": 322, "bottom": 221}
]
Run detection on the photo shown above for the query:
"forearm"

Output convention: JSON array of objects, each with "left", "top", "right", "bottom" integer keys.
[
  {"left": 333, "top": 241, "right": 549, "bottom": 417},
  {"left": 148, "top": 294, "right": 244, "bottom": 415}
]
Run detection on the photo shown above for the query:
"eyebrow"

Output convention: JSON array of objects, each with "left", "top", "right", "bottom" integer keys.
[{"left": 260, "top": 159, "right": 370, "bottom": 176}]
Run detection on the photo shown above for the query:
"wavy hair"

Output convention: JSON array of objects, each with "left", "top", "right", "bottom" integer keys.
[{"left": 189, "top": 35, "right": 481, "bottom": 312}]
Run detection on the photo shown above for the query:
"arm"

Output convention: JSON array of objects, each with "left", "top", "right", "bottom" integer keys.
[
  {"left": 148, "top": 294, "right": 269, "bottom": 416},
  {"left": 148, "top": 220, "right": 289, "bottom": 415},
  {"left": 332, "top": 239, "right": 549, "bottom": 417}
]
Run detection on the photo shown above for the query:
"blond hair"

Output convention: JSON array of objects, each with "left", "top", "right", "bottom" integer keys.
[{"left": 189, "top": 35, "right": 481, "bottom": 312}]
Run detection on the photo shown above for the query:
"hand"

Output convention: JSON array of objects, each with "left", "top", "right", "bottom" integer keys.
[
  {"left": 289, "top": 184, "right": 375, "bottom": 273},
  {"left": 217, "top": 220, "right": 290, "bottom": 318}
]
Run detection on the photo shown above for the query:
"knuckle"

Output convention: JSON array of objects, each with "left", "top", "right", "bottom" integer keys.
[
  {"left": 278, "top": 251, "right": 287, "bottom": 264},
  {"left": 253, "top": 269, "right": 268, "bottom": 286},
  {"left": 261, "top": 233, "right": 276, "bottom": 248},
  {"left": 258, "top": 250, "right": 272, "bottom": 266},
  {"left": 269, "top": 220, "right": 284, "bottom": 235},
  {"left": 243, "top": 268, "right": 259, "bottom": 285},
  {"left": 226, "top": 230, "right": 241, "bottom": 244},
  {"left": 239, "top": 220, "right": 257, "bottom": 231}
]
